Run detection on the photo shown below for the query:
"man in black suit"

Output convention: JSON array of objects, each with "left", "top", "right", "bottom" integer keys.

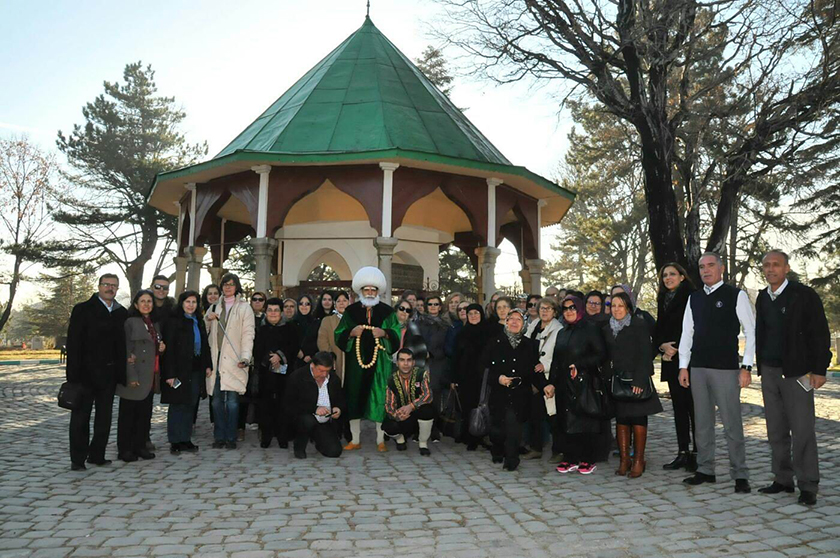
[
  {"left": 756, "top": 250, "right": 832, "bottom": 506},
  {"left": 66, "top": 273, "right": 128, "bottom": 470},
  {"left": 283, "top": 351, "right": 345, "bottom": 459}
]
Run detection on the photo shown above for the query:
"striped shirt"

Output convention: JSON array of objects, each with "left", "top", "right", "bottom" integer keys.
[{"left": 385, "top": 368, "right": 432, "bottom": 417}]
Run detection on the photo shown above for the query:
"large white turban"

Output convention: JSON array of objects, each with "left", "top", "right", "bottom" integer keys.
[{"left": 352, "top": 266, "right": 387, "bottom": 296}]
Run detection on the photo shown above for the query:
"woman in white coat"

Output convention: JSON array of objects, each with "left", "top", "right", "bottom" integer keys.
[
  {"left": 522, "top": 297, "right": 563, "bottom": 460},
  {"left": 205, "top": 273, "right": 255, "bottom": 449}
]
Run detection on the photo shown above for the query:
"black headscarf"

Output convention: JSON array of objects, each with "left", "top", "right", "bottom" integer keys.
[{"left": 458, "top": 303, "right": 488, "bottom": 344}]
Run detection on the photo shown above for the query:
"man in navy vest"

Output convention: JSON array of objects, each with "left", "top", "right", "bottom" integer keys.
[
  {"left": 755, "top": 250, "right": 831, "bottom": 506},
  {"left": 678, "top": 252, "right": 755, "bottom": 493}
]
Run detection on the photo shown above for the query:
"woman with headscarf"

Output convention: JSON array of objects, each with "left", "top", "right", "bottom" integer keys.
[
  {"left": 487, "top": 309, "right": 539, "bottom": 471},
  {"left": 653, "top": 262, "right": 697, "bottom": 471},
  {"left": 300, "top": 290, "right": 334, "bottom": 362},
  {"left": 293, "top": 294, "right": 315, "bottom": 368},
  {"left": 544, "top": 295, "right": 607, "bottom": 475},
  {"left": 281, "top": 298, "right": 297, "bottom": 324},
  {"left": 452, "top": 303, "right": 492, "bottom": 451},
  {"left": 603, "top": 292, "right": 663, "bottom": 477},
  {"left": 522, "top": 296, "right": 563, "bottom": 460}
]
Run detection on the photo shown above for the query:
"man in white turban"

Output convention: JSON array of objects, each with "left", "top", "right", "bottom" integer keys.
[{"left": 335, "top": 267, "right": 401, "bottom": 451}]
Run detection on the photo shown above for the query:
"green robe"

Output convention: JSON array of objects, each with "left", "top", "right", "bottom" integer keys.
[{"left": 335, "top": 301, "right": 401, "bottom": 422}]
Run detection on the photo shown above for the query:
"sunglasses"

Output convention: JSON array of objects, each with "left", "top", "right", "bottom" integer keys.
[
  {"left": 527, "top": 302, "right": 537, "bottom": 308},
  {"left": 398, "top": 306, "right": 411, "bottom": 312},
  {"left": 251, "top": 297, "right": 265, "bottom": 302},
  {"left": 153, "top": 284, "right": 169, "bottom": 291},
  {"left": 299, "top": 301, "right": 311, "bottom": 306},
  {"left": 427, "top": 302, "right": 441, "bottom": 307},
  {"left": 562, "top": 306, "right": 576, "bottom": 311}
]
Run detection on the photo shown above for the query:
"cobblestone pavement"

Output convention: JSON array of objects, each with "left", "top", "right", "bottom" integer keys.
[{"left": 1, "top": 364, "right": 838, "bottom": 558}]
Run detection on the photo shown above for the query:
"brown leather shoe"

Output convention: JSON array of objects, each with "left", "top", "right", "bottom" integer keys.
[
  {"left": 615, "top": 425, "right": 631, "bottom": 476},
  {"left": 629, "top": 425, "right": 647, "bottom": 478}
]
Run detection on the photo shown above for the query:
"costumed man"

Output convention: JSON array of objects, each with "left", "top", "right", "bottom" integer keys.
[
  {"left": 383, "top": 348, "right": 435, "bottom": 456},
  {"left": 335, "top": 266, "right": 401, "bottom": 452}
]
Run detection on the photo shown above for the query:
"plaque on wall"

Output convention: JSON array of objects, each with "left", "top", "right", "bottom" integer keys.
[{"left": 392, "top": 263, "right": 424, "bottom": 291}]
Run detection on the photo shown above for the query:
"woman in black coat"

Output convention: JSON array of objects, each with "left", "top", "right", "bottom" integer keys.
[
  {"left": 487, "top": 309, "right": 539, "bottom": 471},
  {"left": 255, "top": 297, "right": 300, "bottom": 449},
  {"left": 545, "top": 295, "right": 607, "bottom": 475},
  {"left": 161, "top": 291, "right": 212, "bottom": 455},
  {"left": 452, "top": 303, "right": 492, "bottom": 450},
  {"left": 653, "top": 262, "right": 697, "bottom": 471},
  {"left": 603, "top": 292, "right": 663, "bottom": 478}
]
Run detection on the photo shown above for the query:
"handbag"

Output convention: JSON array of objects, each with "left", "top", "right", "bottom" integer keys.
[
  {"left": 438, "top": 386, "right": 462, "bottom": 439},
  {"left": 57, "top": 382, "right": 89, "bottom": 410},
  {"left": 468, "top": 368, "right": 491, "bottom": 437},
  {"left": 610, "top": 369, "right": 654, "bottom": 402},
  {"left": 576, "top": 371, "right": 614, "bottom": 418}
]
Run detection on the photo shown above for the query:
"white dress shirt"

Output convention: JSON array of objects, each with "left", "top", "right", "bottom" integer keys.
[
  {"left": 767, "top": 278, "right": 789, "bottom": 301},
  {"left": 678, "top": 280, "right": 756, "bottom": 369},
  {"left": 313, "top": 372, "right": 331, "bottom": 424}
]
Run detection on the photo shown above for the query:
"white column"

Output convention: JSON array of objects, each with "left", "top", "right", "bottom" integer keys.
[
  {"left": 252, "top": 165, "right": 272, "bottom": 238},
  {"left": 487, "top": 178, "right": 502, "bottom": 247},
  {"left": 219, "top": 218, "right": 227, "bottom": 268},
  {"left": 537, "top": 199, "right": 547, "bottom": 258},
  {"left": 475, "top": 246, "right": 502, "bottom": 305},
  {"left": 525, "top": 258, "right": 545, "bottom": 295},
  {"left": 174, "top": 201, "right": 183, "bottom": 250},
  {"left": 250, "top": 237, "right": 278, "bottom": 292},
  {"left": 375, "top": 236, "right": 399, "bottom": 303},
  {"left": 380, "top": 162, "right": 400, "bottom": 237},
  {"left": 186, "top": 183, "right": 197, "bottom": 246}
]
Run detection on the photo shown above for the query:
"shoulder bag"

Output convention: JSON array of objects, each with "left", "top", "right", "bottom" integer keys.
[
  {"left": 57, "top": 382, "right": 89, "bottom": 410},
  {"left": 610, "top": 369, "right": 654, "bottom": 402},
  {"left": 468, "top": 368, "right": 491, "bottom": 437}
]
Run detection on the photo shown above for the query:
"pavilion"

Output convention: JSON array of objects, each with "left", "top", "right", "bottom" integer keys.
[{"left": 147, "top": 16, "right": 575, "bottom": 302}]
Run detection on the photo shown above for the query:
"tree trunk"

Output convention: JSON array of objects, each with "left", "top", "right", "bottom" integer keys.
[{"left": 0, "top": 255, "right": 21, "bottom": 334}]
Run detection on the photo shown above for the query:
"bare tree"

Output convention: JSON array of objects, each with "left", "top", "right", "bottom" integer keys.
[
  {"left": 0, "top": 138, "right": 58, "bottom": 333},
  {"left": 434, "top": 0, "right": 840, "bottom": 277}
]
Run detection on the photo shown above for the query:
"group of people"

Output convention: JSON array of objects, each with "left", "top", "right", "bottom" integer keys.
[{"left": 65, "top": 250, "right": 831, "bottom": 506}]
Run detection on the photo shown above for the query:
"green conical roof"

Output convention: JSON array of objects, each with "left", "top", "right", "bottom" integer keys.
[{"left": 215, "top": 17, "right": 511, "bottom": 165}]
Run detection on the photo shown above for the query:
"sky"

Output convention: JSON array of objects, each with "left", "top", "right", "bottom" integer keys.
[{"left": 1, "top": 0, "right": 576, "bottom": 304}]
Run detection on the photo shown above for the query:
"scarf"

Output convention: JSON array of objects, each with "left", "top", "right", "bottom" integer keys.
[
  {"left": 505, "top": 327, "right": 524, "bottom": 349},
  {"left": 662, "top": 288, "right": 677, "bottom": 310},
  {"left": 609, "top": 313, "right": 632, "bottom": 338},
  {"left": 186, "top": 313, "right": 201, "bottom": 356}
]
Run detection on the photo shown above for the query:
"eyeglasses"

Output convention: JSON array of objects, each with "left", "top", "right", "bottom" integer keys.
[
  {"left": 153, "top": 284, "right": 169, "bottom": 291},
  {"left": 251, "top": 297, "right": 265, "bottom": 302},
  {"left": 299, "top": 301, "right": 311, "bottom": 306},
  {"left": 398, "top": 306, "right": 411, "bottom": 312},
  {"left": 427, "top": 302, "right": 441, "bottom": 307},
  {"left": 283, "top": 304, "right": 296, "bottom": 309},
  {"left": 562, "top": 306, "right": 576, "bottom": 312},
  {"left": 222, "top": 282, "right": 236, "bottom": 288},
  {"left": 100, "top": 282, "right": 118, "bottom": 289},
  {"left": 586, "top": 301, "right": 601, "bottom": 306}
]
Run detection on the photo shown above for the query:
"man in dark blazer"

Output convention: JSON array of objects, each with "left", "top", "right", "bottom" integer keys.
[
  {"left": 283, "top": 351, "right": 345, "bottom": 459},
  {"left": 756, "top": 250, "right": 832, "bottom": 506},
  {"left": 65, "top": 273, "right": 128, "bottom": 470}
]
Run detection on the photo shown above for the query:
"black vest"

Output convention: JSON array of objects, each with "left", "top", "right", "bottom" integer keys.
[
  {"left": 689, "top": 284, "right": 741, "bottom": 370},
  {"left": 757, "top": 288, "right": 789, "bottom": 367}
]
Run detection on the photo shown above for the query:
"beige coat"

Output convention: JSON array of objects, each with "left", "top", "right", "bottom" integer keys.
[
  {"left": 205, "top": 297, "right": 255, "bottom": 395},
  {"left": 317, "top": 313, "right": 345, "bottom": 386}
]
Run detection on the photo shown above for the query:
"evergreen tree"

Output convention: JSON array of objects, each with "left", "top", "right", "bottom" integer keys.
[
  {"left": 55, "top": 62, "right": 207, "bottom": 294},
  {"left": 25, "top": 267, "right": 96, "bottom": 338}
]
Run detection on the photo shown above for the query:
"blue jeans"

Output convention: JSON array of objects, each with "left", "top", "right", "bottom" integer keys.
[
  {"left": 212, "top": 373, "right": 239, "bottom": 442},
  {"left": 167, "top": 370, "right": 201, "bottom": 444}
]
